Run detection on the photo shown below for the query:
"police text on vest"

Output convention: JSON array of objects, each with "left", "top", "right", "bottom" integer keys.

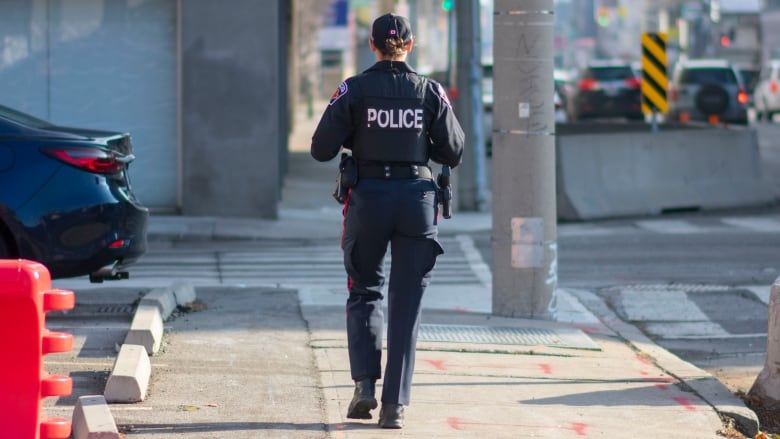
[{"left": 367, "top": 108, "right": 423, "bottom": 129}]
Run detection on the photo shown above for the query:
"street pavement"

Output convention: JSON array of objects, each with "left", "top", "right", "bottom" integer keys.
[{"left": 40, "top": 103, "right": 764, "bottom": 438}]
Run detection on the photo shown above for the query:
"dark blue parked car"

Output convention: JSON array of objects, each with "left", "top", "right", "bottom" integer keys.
[{"left": 0, "top": 104, "right": 147, "bottom": 282}]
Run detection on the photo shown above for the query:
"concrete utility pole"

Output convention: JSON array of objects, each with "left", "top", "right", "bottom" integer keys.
[
  {"left": 748, "top": 277, "right": 780, "bottom": 409},
  {"left": 454, "top": 0, "right": 487, "bottom": 212},
  {"left": 491, "top": 0, "right": 557, "bottom": 318}
]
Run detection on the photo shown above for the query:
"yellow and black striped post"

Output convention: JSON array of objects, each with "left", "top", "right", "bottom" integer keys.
[{"left": 641, "top": 32, "right": 668, "bottom": 116}]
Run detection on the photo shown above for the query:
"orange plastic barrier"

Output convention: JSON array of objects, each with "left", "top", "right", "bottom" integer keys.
[{"left": 0, "top": 260, "right": 74, "bottom": 439}]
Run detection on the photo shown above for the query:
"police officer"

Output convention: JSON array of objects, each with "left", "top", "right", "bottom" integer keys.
[{"left": 310, "top": 13, "right": 464, "bottom": 429}]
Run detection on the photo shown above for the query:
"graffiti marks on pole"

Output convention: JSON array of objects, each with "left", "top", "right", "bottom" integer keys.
[
  {"left": 514, "top": 30, "right": 543, "bottom": 57},
  {"left": 513, "top": 61, "right": 549, "bottom": 134}
]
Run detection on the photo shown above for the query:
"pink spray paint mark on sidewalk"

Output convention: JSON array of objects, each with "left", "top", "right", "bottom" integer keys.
[
  {"left": 673, "top": 396, "right": 697, "bottom": 411},
  {"left": 447, "top": 418, "right": 589, "bottom": 436},
  {"left": 425, "top": 359, "right": 447, "bottom": 371}
]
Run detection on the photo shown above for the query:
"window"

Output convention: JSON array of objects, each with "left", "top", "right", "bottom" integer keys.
[{"left": 680, "top": 68, "right": 737, "bottom": 85}]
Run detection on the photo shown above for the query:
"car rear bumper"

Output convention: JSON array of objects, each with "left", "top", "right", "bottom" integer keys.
[
  {"left": 12, "top": 168, "right": 149, "bottom": 279},
  {"left": 669, "top": 106, "right": 749, "bottom": 124},
  {"left": 575, "top": 93, "right": 643, "bottom": 118},
  {"left": 25, "top": 201, "right": 148, "bottom": 279}
]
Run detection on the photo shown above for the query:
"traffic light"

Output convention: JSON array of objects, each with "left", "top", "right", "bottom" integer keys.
[
  {"left": 596, "top": 7, "right": 611, "bottom": 27},
  {"left": 441, "top": 0, "right": 453, "bottom": 11}
]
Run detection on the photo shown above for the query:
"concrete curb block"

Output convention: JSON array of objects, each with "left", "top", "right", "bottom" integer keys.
[
  {"left": 71, "top": 395, "right": 119, "bottom": 439},
  {"left": 128, "top": 282, "right": 196, "bottom": 355},
  {"left": 124, "top": 304, "right": 163, "bottom": 355},
  {"left": 104, "top": 344, "right": 151, "bottom": 403},
  {"left": 139, "top": 287, "right": 178, "bottom": 320},
  {"left": 171, "top": 281, "right": 197, "bottom": 306},
  {"left": 78, "top": 283, "right": 198, "bottom": 432},
  {"left": 567, "top": 288, "right": 760, "bottom": 437}
]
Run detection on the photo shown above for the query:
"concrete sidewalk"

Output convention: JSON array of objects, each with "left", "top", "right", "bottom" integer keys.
[
  {"left": 304, "top": 297, "right": 752, "bottom": 438},
  {"left": 111, "top": 228, "right": 758, "bottom": 437}
]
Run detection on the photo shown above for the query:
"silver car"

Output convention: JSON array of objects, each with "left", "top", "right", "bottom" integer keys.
[
  {"left": 668, "top": 59, "right": 749, "bottom": 125},
  {"left": 754, "top": 59, "right": 780, "bottom": 121}
]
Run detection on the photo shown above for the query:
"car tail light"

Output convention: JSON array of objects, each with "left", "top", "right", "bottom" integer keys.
[
  {"left": 108, "top": 239, "right": 128, "bottom": 249},
  {"left": 737, "top": 89, "right": 749, "bottom": 105},
  {"left": 578, "top": 79, "right": 599, "bottom": 91},
  {"left": 771, "top": 80, "right": 779, "bottom": 94},
  {"left": 625, "top": 77, "right": 641, "bottom": 89},
  {"left": 41, "top": 147, "right": 126, "bottom": 174}
]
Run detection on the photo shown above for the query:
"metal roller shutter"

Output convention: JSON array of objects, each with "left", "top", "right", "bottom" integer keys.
[{"left": 0, "top": 0, "right": 179, "bottom": 209}]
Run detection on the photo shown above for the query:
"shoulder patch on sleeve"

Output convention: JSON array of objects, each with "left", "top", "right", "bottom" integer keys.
[
  {"left": 435, "top": 82, "right": 452, "bottom": 108},
  {"left": 329, "top": 81, "right": 348, "bottom": 106}
]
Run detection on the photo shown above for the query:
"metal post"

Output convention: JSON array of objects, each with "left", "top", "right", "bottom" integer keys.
[
  {"left": 491, "top": 0, "right": 557, "bottom": 319},
  {"left": 407, "top": 0, "right": 418, "bottom": 67},
  {"left": 651, "top": 111, "right": 659, "bottom": 132},
  {"left": 454, "top": 0, "right": 487, "bottom": 212}
]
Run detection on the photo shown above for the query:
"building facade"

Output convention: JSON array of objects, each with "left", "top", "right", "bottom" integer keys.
[{"left": 0, "top": 0, "right": 289, "bottom": 218}]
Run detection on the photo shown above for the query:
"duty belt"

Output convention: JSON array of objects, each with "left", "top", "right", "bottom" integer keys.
[{"left": 358, "top": 163, "right": 432, "bottom": 180}]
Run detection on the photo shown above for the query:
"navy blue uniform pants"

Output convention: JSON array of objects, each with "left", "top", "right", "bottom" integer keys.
[{"left": 341, "top": 177, "right": 444, "bottom": 406}]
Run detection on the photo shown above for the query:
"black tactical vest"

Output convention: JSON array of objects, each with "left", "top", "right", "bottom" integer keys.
[{"left": 350, "top": 73, "right": 431, "bottom": 163}]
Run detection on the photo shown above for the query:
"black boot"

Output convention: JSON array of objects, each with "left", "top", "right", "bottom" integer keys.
[
  {"left": 346, "top": 379, "right": 377, "bottom": 419},
  {"left": 378, "top": 403, "right": 404, "bottom": 429}
]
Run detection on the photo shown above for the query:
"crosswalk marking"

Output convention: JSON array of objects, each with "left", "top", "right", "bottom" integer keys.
[
  {"left": 619, "top": 289, "right": 712, "bottom": 321},
  {"left": 607, "top": 286, "right": 770, "bottom": 341},
  {"left": 557, "top": 224, "right": 624, "bottom": 236},
  {"left": 721, "top": 216, "right": 780, "bottom": 232},
  {"left": 53, "top": 237, "right": 484, "bottom": 292},
  {"left": 558, "top": 216, "right": 780, "bottom": 236},
  {"left": 744, "top": 285, "right": 772, "bottom": 305},
  {"left": 635, "top": 220, "right": 714, "bottom": 234},
  {"left": 50, "top": 215, "right": 780, "bottom": 331},
  {"left": 457, "top": 234, "right": 492, "bottom": 288}
]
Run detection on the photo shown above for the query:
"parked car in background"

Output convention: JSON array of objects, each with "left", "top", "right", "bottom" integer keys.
[
  {"left": 566, "top": 60, "right": 643, "bottom": 121},
  {"left": 631, "top": 61, "right": 642, "bottom": 79},
  {"left": 554, "top": 68, "right": 573, "bottom": 112},
  {"left": 0, "top": 104, "right": 148, "bottom": 281},
  {"left": 554, "top": 90, "right": 566, "bottom": 122},
  {"left": 754, "top": 59, "right": 780, "bottom": 121},
  {"left": 667, "top": 58, "right": 749, "bottom": 125},
  {"left": 735, "top": 63, "right": 760, "bottom": 108}
]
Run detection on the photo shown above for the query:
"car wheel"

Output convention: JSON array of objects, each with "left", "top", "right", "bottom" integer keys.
[{"left": 695, "top": 83, "right": 729, "bottom": 116}]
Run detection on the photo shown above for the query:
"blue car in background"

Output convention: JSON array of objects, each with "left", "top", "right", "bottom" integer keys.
[{"left": 0, "top": 104, "right": 148, "bottom": 282}]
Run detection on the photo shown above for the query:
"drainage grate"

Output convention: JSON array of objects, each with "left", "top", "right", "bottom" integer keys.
[
  {"left": 417, "top": 323, "right": 599, "bottom": 350},
  {"left": 48, "top": 304, "right": 136, "bottom": 318},
  {"left": 96, "top": 305, "right": 135, "bottom": 314}
]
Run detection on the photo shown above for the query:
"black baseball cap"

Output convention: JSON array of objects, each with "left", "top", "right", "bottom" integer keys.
[{"left": 371, "top": 13, "right": 413, "bottom": 50}]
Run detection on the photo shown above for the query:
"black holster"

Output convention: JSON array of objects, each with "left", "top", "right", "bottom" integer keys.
[
  {"left": 436, "top": 165, "right": 452, "bottom": 219},
  {"left": 333, "top": 152, "right": 358, "bottom": 204}
]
